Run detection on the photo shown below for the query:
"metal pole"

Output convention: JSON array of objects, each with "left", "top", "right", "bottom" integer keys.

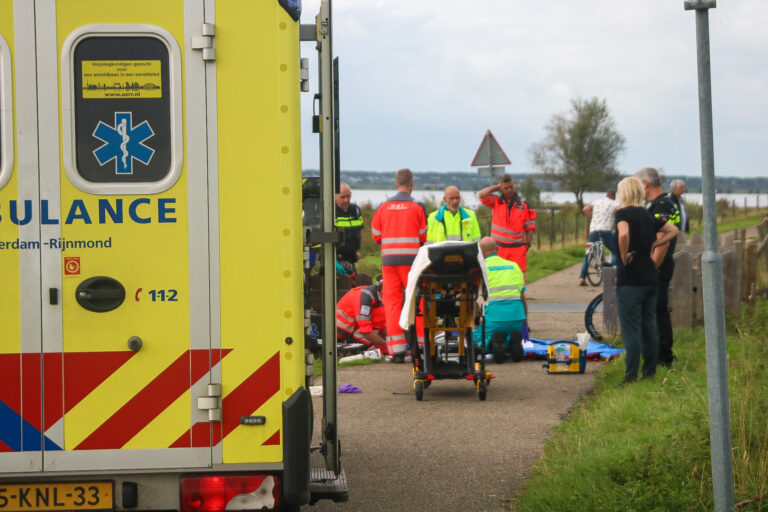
[
  {"left": 683, "top": 2, "right": 734, "bottom": 510},
  {"left": 318, "top": 0, "right": 341, "bottom": 475}
]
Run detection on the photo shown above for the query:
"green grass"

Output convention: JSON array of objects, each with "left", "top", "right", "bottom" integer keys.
[
  {"left": 356, "top": 245, "right": 584, "bottom": 285},
  {"left": 690, "top": 215, "right": 765, "bottom": 235},
  {"left": 512, "top": 301, "right": 768, "bottom": 511},
  {"left": 525, "top": 244, "right": 585, "bottom": 283}
]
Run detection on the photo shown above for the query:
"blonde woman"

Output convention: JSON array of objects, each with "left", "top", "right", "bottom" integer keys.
[{"left": 615, "top": 177, "right": 679, "bottom": 382}]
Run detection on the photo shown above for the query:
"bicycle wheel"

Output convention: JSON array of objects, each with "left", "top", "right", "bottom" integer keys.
[
  {"left": 586, "top": 248, "right": 603, "bottom": 287},
  {"left": 584, "top": 293, "right": 604, "bottom": 341}
]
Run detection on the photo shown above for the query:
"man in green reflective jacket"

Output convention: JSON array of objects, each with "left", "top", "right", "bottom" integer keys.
[
  {"left": 335, "top": 182, "right": 364, "bottom": 267},
  {"left": 426, "top": 186, "right": 482, "bottom": 244},
  {"left": 474, "top": 237, "right": 528, "bottom": 364}
]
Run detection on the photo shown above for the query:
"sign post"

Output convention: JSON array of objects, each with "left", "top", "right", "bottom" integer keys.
[{"left": 471, "top": 129, "right": 511, "bottom": 180}]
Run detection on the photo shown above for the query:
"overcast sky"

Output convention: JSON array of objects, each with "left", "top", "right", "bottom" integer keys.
[{"left": 298, "top": 0, "right": 767, "bottom": 177}]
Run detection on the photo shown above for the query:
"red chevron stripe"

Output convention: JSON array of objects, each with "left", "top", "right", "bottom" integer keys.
[
  {"left": 0, "top": 354, "right": 21, "bottom": 416},
  {"left": 75, "top": 349, "right": 229, "bottom": 450},
  {"left": 0, "top": 439, "right": 12, "bottom": 452},
  {"left": 262, "top": 430, "right": 280, "bottom": 446},
  {"left": 21, "top": 355, "right": 41, "bottom": 438},
  {"left": 62, "top": 352, "right": 137, "bottom": 418},
  {"left": 42, "top": 354, "right": 62, "bottom": 433},
  {"left": 170, "top": 352, "right": 280, "bottom": 448}
]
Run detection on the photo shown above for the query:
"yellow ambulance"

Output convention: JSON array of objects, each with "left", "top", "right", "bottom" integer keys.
[{"left": 0, "top": 1, "right": 344, "bottom": 510}]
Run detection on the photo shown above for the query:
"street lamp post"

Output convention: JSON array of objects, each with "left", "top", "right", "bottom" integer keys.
[{"left": 683, "top": 1, "right": 735, "bottom": 510}]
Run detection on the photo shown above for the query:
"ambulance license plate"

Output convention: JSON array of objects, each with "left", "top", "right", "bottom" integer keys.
[{"left": 0, "top": 482, "right": 113, "bottom": 511}]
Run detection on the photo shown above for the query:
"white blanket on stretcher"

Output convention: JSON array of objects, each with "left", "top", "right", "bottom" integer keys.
[{"left": 398, "top": 241, "right": 490, "bottom": 330}]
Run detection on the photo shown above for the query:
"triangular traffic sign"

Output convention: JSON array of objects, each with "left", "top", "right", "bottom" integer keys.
[{"left": 471, "top": 129, "right": 511, "bottom": 167}]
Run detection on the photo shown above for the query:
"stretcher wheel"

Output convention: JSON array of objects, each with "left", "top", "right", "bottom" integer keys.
[
  {"left": 477, "top": 380, "right": 487, "bottom": 401},
  {"left": 415, "top": 381, "right": 424, "bottom": 401}
]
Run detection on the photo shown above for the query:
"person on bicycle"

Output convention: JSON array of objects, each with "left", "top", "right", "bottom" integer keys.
[{"left": 579, "top": 189, "right": 620, "bottom": 286}]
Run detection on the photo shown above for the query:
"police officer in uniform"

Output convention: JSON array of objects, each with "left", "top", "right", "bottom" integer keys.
[{"left": 636, "top": 167, "right": 680, "bottom": 368}]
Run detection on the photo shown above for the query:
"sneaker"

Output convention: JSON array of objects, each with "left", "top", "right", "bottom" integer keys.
[
  {"left": 491, "top": 332, "right": 506, "bottom": 364},
  {"left": 389, "top": 354, "right": 406, "bottom": 364},
  {"left": 578, "top": 279, "right": 587, "bottom": 286},
  {"left": 509, "top": 331, "right": 524, "bottom": 362}
]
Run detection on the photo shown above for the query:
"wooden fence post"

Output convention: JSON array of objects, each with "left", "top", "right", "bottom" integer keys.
[
  {"left": 575, "top": 211, "right": 580, "bottom": 243},
  {"left": 548, "top": 208, "right": 555, "bottom": 250},
  {"left": 602, "top": 267, "right": 619, "bottom": 337},
  {"left": 670, "top": 251, "right": 694, "bottom": 328},
  {"left": 560, "top": 211, "right": 566, "bottom": 245},
  {"left": 723, "top": 243, "right": 742, "bottom": 315},
  {"left": 745, "top": 240, "right": 757, "bottom": 307}
]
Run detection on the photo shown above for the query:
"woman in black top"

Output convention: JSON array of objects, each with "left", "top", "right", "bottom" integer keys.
[{"left": 615, "top": 177, "right": 679, "bottom": 382}]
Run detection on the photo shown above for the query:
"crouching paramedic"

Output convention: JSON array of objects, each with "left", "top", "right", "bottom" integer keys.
[
  {"left": 336, "top": 283, "right": 389, "bottom": 354},
  {"left": 371, "top": 168, "right": 427, "bottom": 361},
  {"left": 475, "top": 237, "right": 528, "bottom": 364}
]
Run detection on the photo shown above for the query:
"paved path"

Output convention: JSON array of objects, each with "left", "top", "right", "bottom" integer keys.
[{"left": 305, "top": 263, "right": 604, "bottom": 511}]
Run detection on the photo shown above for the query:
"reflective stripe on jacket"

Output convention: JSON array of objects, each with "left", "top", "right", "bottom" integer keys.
[
  {"left": 371, "top": 192, "right": 427, "bottom": 266},
  {"left": 336, "top": 285, "right": 384, "bottom": 335},
  {"left": 426, "top": 205, "right": 482, "bottom": 244},
  {"left": 485, "top": 253, "right": 525, "bottom": 302},
  {"left": 335, "top": 203, "right": 363, "bottom": 262},
  {"left": 480, "top": 193, "right": 536, "bottom": 249}
]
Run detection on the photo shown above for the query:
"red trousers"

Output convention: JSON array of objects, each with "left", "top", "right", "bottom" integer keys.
[
  {"left": 381, "top": 265, "right": 410, "bottom": 355},
  {"left": 497, "top": 245, "right": 528, "bottom": 273}
]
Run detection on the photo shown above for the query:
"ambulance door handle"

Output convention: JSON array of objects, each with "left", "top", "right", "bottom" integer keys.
[
  {"left": 49, "top": 288, "right": 58, "bottom": 305},
  {"left": 75, "top": 276, "right": 126, "bottom": 312}
]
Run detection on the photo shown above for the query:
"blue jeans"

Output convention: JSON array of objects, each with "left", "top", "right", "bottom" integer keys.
[
  {"left": 580, "top": 230, "right": 618, "bottom": 279},
  {"left": 617, "top": 284, "right": 659, "bottom": 381},
  {"left": 473, "top": 301, "right": 525, "bottom": 351}
]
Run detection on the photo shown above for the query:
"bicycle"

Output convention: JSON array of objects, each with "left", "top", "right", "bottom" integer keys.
[
  {"left": 583, "top": 240, "right": 606, "bottom": 287},
  {"left": 584, "top": 293, "right": 604, "bottom": 341}
]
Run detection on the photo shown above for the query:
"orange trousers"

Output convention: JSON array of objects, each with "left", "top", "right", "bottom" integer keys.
[
  {"left": 497, "top": 245, "right": 528, "bottom": 273},
  {"left": 381, "top": 265, "right": 410, "bottom": 355}
]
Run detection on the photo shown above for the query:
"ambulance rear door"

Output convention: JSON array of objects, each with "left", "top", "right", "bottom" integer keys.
[
  {"left": 0, "top": 0, "right": 43, "bottom": 473},
  {"left": 35, "top": 1, "right": 217, "bottom": 472}
]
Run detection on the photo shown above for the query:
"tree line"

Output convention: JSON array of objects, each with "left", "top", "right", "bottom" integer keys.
[{"left": 305, "top": 96, "right": 768, "bottom": 209}]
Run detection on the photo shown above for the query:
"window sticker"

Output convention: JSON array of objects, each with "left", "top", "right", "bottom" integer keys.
[
  {"left": 61, "top": 26, "right": 183, "bottom": 194},
  {"left": 82, "top": 60, "right": 162, "bottom": 99}
]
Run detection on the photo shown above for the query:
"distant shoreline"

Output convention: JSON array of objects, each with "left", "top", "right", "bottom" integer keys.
[{"left": 302, "top": 169, "right": 768, "bottom": 194}]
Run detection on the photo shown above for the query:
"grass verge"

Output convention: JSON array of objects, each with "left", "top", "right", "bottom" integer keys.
[
  {"left": 512, "top": 300, "right": 768, "bottom": 511},
  {"left": 356, "top": 245, "right": 585, "bottom": 285},
  {"left": 525, "top": 245, "right": 585, "bottom": 283},
  {"left": 691, "top": 215, "right": 765, "bottom": 235}
]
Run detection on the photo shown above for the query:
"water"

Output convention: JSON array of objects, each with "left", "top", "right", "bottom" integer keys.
[{"left": 349, "top": 189, "right": 768, "bottom": 210}]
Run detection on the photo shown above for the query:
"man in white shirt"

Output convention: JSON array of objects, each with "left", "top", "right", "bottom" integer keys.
[{"left": 579, "top": 189, "right": 620, "bottom": 286}]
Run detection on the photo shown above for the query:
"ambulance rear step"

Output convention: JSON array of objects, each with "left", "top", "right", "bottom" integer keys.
[{"left": 308, "top": 467, "right": 349, "bottom": 504}]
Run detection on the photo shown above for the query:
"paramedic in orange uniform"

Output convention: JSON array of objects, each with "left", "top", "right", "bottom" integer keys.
[
  {"left": 371, "top": 168, "right": 427, "bottom": 362},
  {"left": 336, "top": 283, "right": 389, "bottom": 354},
  {"left": 478, "top": 174, "right": 536, "bottom": 273}
]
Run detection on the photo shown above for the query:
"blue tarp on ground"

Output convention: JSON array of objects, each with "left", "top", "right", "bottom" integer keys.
[{"left": 524, "top": 338, "right": 624, "bottom": 360}]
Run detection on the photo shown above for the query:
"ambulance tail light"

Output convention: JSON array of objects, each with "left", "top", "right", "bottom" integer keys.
[{"left": 181, "top": 474, "right": 281, "bottom": 511}]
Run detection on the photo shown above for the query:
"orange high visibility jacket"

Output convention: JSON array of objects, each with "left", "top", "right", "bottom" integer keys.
[
  {"left": 480, "top": 192, "right": 536, "bottom": 249},
  {"left": 371, "top": 192, "right": 427, "bottom": 266},
  {"left": 336, "top": 285, "right": 386, "bottom": 338}
]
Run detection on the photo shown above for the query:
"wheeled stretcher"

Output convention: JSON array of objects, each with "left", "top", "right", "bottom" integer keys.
[{"left": 400, "top": 242, "right": 492, "bottom": 401}]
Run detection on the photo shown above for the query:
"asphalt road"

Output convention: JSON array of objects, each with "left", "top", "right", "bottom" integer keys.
[{"left": 304, "top": 262, "right": 605, "bottom": 512}]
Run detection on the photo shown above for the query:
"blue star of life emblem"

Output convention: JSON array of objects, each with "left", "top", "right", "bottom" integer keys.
[{"left": 92, "top": 112, "right": 155, "bottom": 175}]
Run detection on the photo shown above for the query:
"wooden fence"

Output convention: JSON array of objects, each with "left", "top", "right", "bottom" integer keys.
[{"left": 601, "top": 223, "right": 768, "bottom": 336}]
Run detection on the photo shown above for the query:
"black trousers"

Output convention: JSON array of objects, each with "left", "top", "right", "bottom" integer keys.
[{"left": 656, "top": 274, "right": 674, "bottom": 364}]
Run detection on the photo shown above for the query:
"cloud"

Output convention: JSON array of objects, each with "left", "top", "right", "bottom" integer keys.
[{"left": 299, "top": 0, "right": 768, "bottom": 176}]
